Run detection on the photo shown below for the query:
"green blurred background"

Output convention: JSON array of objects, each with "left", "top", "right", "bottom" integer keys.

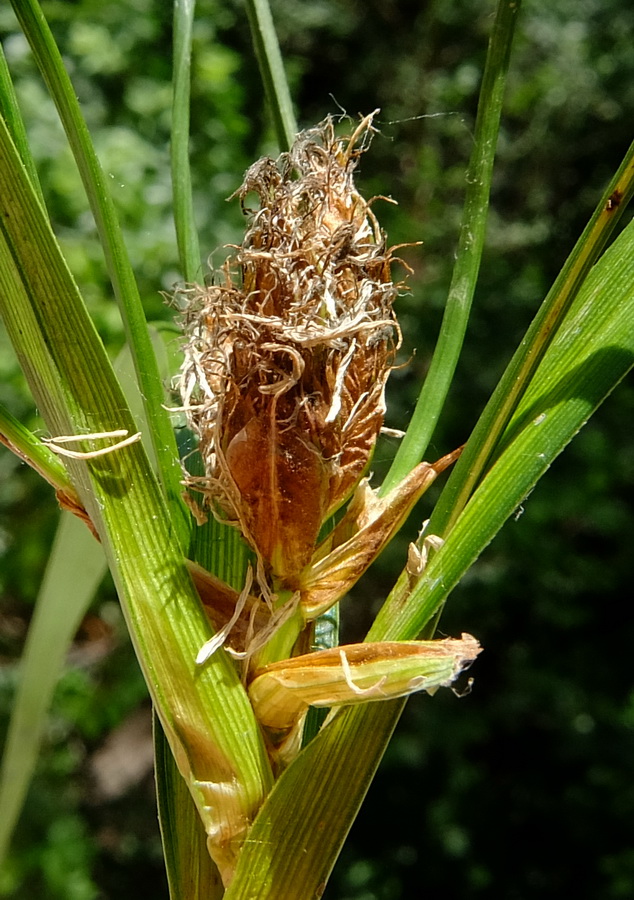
[{"left": 1, "top": 0, "right": 633, "bottom": 897}]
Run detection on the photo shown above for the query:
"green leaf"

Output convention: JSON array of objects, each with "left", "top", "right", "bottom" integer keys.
[
  {"left": 381, "top": 0, "right": 522, "bottom": 494},
  {"left": 244, "top": 0, "right": 297, "bottom": 151},
  {"left": 9, "top": 0, "right": 188, "bottom": 536},
  {"left": 0, "top": 104, "right": 273, "bottom": 884},
  {"left": 371, "top": 215, "right": 634, "bottom": 643},
  {"left": 0, "top": 511, "right": 106, "bottom": 866},
  {"left": 172, "top": 0, "right": 202, "bottom": 282}
]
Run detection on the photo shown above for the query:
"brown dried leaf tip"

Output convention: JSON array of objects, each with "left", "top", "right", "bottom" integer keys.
[{"left": 180, "top": 113, "right": 404, "bottom": 589}]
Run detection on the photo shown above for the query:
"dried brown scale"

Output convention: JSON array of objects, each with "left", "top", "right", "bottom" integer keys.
[{"left": 180, "top": 114, "right": 404, "bottom": 588}]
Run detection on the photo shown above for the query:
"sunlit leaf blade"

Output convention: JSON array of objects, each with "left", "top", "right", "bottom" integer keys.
[
  {"left": 0, "top": 108, "right": 273, "bottom": 883},
  {"left": 244, "top": 0, "right": 297, "bottom": 151},
  {"left": 9, "top": 0, "right": 188, "bottom": 536},
  {"left": 0, "top": 512, "right": 106, "bottom": 866},
  {"left": 381, "top": 0, "right": 522, "bottom": 494},
  {"left": 155, "top": 715, "right": 224, "bottom": 900},
  {"left": 172, "top": 0, "right": 202, "bottom": 282}
]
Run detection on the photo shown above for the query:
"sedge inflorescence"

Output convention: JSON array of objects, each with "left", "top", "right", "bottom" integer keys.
[
  {"left": 179, "top": 113, "right": 404, "bottom": 592},
  {"left": 175, "top": 117, "right": 477, "bottom": 750}
]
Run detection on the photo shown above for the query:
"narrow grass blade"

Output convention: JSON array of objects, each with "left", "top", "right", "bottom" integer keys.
[
  {"left": 371, "top": 215, "right": 634, "bottom": 643},
  {"left": 155, "top": 714, "right": 224, "bottom": 900},
  {"left": 172, "top": 0, "right": 202, "bottom": 282},
  {"left": 431, "top": 138, "right": 634, "bottom": 533},
  {"left": 381, "top": 0, "right": 522, "bottom": 495},
  {"left": 0, "top": 43, "right": 44, "bottom": 203},
  {"left": 244, "top": 0, "right": 297, "bottom": 151},
  {"left": 9, "top": 0, "right": 188, "bottom": 536},
  {"left": 0, "top": 401, "right": 75, "bottom": 497},
  {"left": 0, "top": 511, "right": 106, "bottom": 866}
]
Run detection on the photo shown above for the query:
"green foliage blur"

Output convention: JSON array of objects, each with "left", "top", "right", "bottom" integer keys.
[{"left": 0, "top": 0, "right": 633, "bottom": 897}]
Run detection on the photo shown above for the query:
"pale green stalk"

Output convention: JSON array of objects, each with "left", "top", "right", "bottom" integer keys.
[
  {"left": 10, "top": 0, "right": 188, "bottom": 535},
  {"left": 172, "top": 0, "right": 202, "bottom": 282},
  {"left": 0, "top": 513, "right": 105, "bottom": 864},
  {"left": 244, "top": 0, "right": 297, "bottom": 150},
  {"left": 0, "top": 112, "right": 273, "bottom": 883},
  {"left": 381, "top": 0, "right": 521, "bottom": 495}
]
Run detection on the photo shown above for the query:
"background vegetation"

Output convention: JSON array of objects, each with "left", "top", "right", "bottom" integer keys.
[{"left": 0, "top": 0, "right": 632, "bottom": 897}]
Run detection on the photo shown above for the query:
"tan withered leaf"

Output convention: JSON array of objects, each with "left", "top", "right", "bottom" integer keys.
[
  {"left": 299, "top": 448, "right": 462, "bottom": 618},
  {"left": 249, "top": 634, "right": 481, "bottom": 734},
  {"left": 186, "top": 560, "right": 268, "bottom": 654}
]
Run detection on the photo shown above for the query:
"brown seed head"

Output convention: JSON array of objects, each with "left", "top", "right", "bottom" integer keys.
[{"left": 180, "top": 114, "right": 403, "bottom": 587}]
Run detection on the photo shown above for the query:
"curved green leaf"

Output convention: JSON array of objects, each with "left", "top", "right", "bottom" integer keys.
[
  {"left": 244, "top": 0, "right": 297, "bottom": 151},
  {"left": 381, "top": 0, "right": 521, "bottom": 494},
  {"left": 371, "top": 214, "right": 634, "bottom": 642},
  {"left": 0, "top": 512, "right": 106, "bottom": 866},
  {"left": 9, "top": 0, "right": 188, "bottom": 535},
  {"left": 0, "top": 104, "right": 273, "bottom": 883}
]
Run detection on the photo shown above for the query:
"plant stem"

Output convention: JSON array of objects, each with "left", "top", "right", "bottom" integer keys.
[
  {"left": 172, "top": 0, "right": 203, "bottom": 281},
  {"left": 429, "top": 137, "right": 634, "bottom": 535},
  {"left": 244, "top": 0, "right": 297, "bottom": 151},
  {"left": 381, "top": 0, "right": 522, "bottom": 495},
  {"left": 10, "top": 0, "right": 190, "bottom": 539}
]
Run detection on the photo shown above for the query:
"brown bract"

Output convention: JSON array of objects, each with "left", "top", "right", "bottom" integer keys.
[{"left": 180, "top": 114, "right": 402, "bottom": 588}]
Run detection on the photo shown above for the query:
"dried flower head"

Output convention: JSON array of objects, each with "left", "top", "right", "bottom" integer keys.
[{"left": 180, "top": 113, "right": 404, "bottom": 589}]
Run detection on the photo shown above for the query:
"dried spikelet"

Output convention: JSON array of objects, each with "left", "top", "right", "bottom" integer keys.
[{"left": 180, "top": 113, "right": 404, "bottom": 588}]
